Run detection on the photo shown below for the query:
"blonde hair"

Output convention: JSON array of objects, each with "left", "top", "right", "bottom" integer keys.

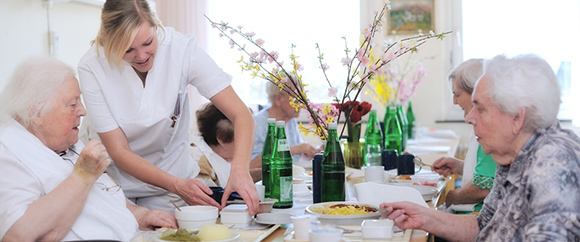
[{"left": 93, "top": 0, "right": 164, "bottom": 66}]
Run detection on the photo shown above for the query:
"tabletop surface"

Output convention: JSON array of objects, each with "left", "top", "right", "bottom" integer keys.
[{"left": 258, "top": 131, "right": 460, "bottom": 242}]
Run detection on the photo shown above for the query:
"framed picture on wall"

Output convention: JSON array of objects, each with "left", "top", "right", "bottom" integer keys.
[{"left": 387, "top": 0, "right": 434, "bottom": 35}]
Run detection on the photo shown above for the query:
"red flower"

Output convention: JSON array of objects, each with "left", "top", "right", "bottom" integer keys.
[{"left": 332, "top": 101, "right": 372, "bottom": 123}]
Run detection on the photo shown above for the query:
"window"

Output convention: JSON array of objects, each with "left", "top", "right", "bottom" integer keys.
[
  {"left": 204, "top": 0, "right": 360, "bottom": 105},
  {"left": 460, "top": 0, "right": 580, "bottom": 121}
]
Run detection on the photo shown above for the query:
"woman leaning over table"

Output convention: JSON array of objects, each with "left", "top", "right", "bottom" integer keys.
[
  {"left": 0, "top": 57, "right": 176, "bottom": 242},
  {"left": 77, "top": 0, "right": 258, "bottom": 214}
]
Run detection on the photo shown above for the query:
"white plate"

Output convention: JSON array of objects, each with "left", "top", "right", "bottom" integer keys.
[
  {"left": 156, "top": 231, "right": 240, "bottom": 242},
  {"left": 254, "top": 213, "right": 292, "bottom": 224},
  {"left": 405, "top": 185, "right": 437, "bottom": 201},
  {"left": 305, "top": 202, "right": 380, "bottom": 226}
]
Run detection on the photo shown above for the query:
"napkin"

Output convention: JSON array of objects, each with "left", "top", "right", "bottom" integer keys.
[
  {"left": 354, "top": 182, "right": 429, "bottom": 208},
  {"left": 346, "top": 166, "right": 365, "bottom": 178},
  {"left": 448, "top": 203, "right": 476, "bottom": 212}
]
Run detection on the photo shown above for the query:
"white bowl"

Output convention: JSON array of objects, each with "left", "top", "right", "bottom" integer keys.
[
  {"left": 220, "top": 204, "right": 252, "bottom": 226},
  {"left": 257, "top": 198, "right": 277, "bottom": 214},
  {"left": 410, "top": 174, "right": 441, "bottom": 187},
  {"left": 361, "top": 219, "right": 394, "bottom": 239},
  {"left": 175, "top": 205, "right": 218, "bottom": 230}
]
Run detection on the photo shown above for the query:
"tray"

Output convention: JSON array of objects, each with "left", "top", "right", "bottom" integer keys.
[{"left": 232, "top": 224, "right": 281, "bottom": 242}]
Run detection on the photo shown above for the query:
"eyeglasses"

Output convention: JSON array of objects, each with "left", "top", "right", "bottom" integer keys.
[
  {"left": 65, "top": 147, "right": 121, "bottom": 194},
  {"left": 96, "top": 173, "right": 122, "bottom": 194}
]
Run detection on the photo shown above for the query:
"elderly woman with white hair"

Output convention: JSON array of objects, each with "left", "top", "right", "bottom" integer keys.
[
  {"left": 251, "top": 81, "right": 322, "bottom": 163},
  {"left": 379, "top": 54, "right": 580, "bottom": 241},
  {"left": 0, "top": 57, "right": 177, "bottom": 242},
  {"left": 432, "top": 59, "right": 497, "bottom": 213}
]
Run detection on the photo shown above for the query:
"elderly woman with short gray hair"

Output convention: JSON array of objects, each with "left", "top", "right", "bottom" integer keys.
[
  {"left": 0, "top": 57, "right": 176, "bottom": 242},
  {"left": 380, "top": 54, "right": 580, "bottom": 241}
]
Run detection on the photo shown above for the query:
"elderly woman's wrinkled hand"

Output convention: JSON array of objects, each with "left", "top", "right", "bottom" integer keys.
[
  {"left": 432, "top": 157, "right": 462, "bottom": 177},
  {"left": 138, "top": 209, "right": 178, "bottom": 231},
  {"left": 75, "top": 139, "right": 111, "bottom": 183},
  {"left": 379, "top": 202, "right": 429, "bottom": 230}
]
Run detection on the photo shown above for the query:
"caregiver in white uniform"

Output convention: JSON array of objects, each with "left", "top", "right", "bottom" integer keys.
[{"left": 78, "top": 0, "right": 258, "bottom": 214}]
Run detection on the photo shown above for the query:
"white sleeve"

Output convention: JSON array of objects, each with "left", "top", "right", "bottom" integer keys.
[
  {"left": 78, "top": 60, "right": 120, "bottom": 133},
  {"left": 183, "top": 37, "right": 232, "bottom": 99},
  {"left": 0, "top": 145, "right": 43, "bottom": 239}
]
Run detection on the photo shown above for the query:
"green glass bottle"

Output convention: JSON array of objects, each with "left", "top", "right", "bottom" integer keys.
[
  {"left": 363, "top": 109, "right": 383, "bottom": 166},
  {"left": 270, "top": 121, "right": 293, "bottom": 208},
  {"left": 384, "top": 106, "right": 403, "bottom": 154},
  {"left": 261, "top": 118, "right": 276, "bottom": 198},
  {"left": 321, "top": 122, "right": 346, "bottom": 202},
  {"left": 396, "top": 104, "right": 408, "bottom": 152},
  {"left": 406, "top": 102, "right": 416, "bottom": 140}
]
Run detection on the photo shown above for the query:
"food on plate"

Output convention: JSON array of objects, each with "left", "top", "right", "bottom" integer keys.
[
  {"left": 310, "top": 203, "right": 377, "bottom": 215},
  {"left": 197, "top": 224, "right": 233, "bottom": 241},
  {"left": 159, "top": 228, "right": 199, "bottom": 241},
  {"left": 410, "top": 174, "right": 441, "bottom": 187},
  {"left": 393, "top": 175, "right": 412, "bottom": 180},
  {"left": 413, "top": 181, "right": 438, "bottom": 187}
]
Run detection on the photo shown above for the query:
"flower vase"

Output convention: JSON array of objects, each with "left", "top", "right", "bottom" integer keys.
[
  {"left": 343, "top": 141, "right": 365, "bottom": 169},
  {"left": 346, "top": 120, "right": 361, "bottom": 144}
]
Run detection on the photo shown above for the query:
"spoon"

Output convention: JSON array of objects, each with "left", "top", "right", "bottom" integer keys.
[
  {"left": 413, "top": 156, "right": 433, "bottom": 168},
  {"left": 170, "top": 200, "right": 182, "bottom": 211}
]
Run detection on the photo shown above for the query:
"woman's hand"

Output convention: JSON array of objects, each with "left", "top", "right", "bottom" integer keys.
[
  {"left": 222, "top": 168, "right": 259, "bottom": 215},
  {"left": 380, "top": 202, "right": 480, "bottom": 242},
  {"left": 380, "top": 202, "right": 429, "bottom": 230},
  {"left": 291, "top": 143, "right": 320, "bottom": 158},
  {"left": 75, "top": 139, "right": 111, "bottom": 184},
  {"left": 127, "top": 199, "right": 178, "bottom": 230},
  {"left": 432, "top": 157, "right": 463, "bottom": 176},
  {"left": 173, "top": 178, "right": 221, "bottom": 207},
  {"left": 138, "top": 210, "right": 178, "bottom": 231}
]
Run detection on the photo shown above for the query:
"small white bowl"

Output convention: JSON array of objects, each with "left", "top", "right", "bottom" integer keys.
[
  {"left": 220, "top": 204, "right": 253, "bottom": 226},
  {"left": 410, "top": 174, "right": 441, "bottom": 187},
  {"left": 361, "top": 219, "right": 394, "bottom": 239},
  {"left": 175, "top": 205, "right": 218, "bottom": 230},
  {"left": 257, "top": 198, "right": 277, "bottom": 214}
]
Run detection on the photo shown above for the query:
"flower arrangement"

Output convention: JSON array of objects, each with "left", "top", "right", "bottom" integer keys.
[
  {"left": 333, "top": 101, "right": 372, "bottom": 142},
  {"left": 366, "top": 53, "right": 429, "bottom": 106},
  {"left": 206, "top": 3, "right": 450, "bottom": 140}
]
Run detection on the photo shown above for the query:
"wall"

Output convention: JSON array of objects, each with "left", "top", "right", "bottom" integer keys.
[
  {"left": 1, "top": 0, "right": 577, "bottom": 149},
  {"left": 0, "top": 0, "right": 101, "bottom": 88}
]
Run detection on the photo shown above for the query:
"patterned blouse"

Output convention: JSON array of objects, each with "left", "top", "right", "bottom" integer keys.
[{"left": 476, "top": 122, "right": 580, "bottom": 241}]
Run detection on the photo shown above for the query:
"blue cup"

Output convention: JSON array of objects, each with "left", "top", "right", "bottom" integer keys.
[
  {"left": 382, "top": 149, "right": 398, "bottom": 170},
  {"left": 312, "top": 152, "right": 324, "bottom": 204},
  {"left": 397, "top": 154, "right": 417, "bottom": 175}
]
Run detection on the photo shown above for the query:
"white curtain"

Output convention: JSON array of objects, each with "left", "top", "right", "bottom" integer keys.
[{"left": 155, "top": 0, "right": 210, "bottom": 135}]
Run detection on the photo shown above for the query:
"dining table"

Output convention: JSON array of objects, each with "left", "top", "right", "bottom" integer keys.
[{"left": 252, "top": 128, "right": 461, "bottom": 242}]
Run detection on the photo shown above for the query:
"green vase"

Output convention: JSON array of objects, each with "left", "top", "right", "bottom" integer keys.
[{"left": 343, "top": 141, "right": 365, "bottom": 169}]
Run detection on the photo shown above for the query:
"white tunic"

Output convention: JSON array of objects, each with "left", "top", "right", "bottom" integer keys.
[
  {"left": 78, "top": 28, "right": 231, "bottom": 204},
  {"left": 0, "top": 119, "right": 138, "bottom": 241}
]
